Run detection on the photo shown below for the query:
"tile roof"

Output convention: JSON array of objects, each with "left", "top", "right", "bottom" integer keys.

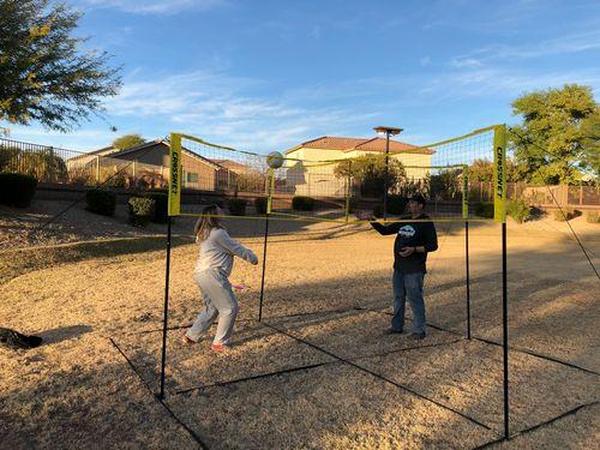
[{"left": 288, "top": 136, "right": 433, "bottom": 155}]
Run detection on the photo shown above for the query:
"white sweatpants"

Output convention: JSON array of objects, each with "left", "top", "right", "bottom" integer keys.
[{"left": 186, "top": 269, "right": 239, "bottom": 345}]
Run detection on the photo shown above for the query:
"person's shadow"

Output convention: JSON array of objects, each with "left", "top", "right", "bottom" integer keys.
[{"left": 40, "top": 325, "right": 93, "bottom": 345}]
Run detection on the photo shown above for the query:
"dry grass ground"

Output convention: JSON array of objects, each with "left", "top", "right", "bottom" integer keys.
[{"left": 1, "top": 201, "right": 599, "bottom": 449}]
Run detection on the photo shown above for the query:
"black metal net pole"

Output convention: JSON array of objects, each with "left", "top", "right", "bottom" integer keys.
[
  {"left": 502, "top": 221, "right": 509, "bottom": 439},
  {"left": 258, "top": 213, "right": 269, "bottom": 322},
  {"left": 158, "top": 216, "right": 172, "bottom": 400},
  {"left": 465, "top": 220, "right": 471, "bottom": 339},
  {"left": 259, "top": 169, "right": 275, "bottom": 322}
]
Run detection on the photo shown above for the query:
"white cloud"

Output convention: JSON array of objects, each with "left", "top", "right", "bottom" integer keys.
[
  {"left": 98, "top": 70, "right": 384, "bottom": 152},
  {"left": 423, "top": 67, "right": 600, "bottom": 103},
  {"left": 452, "top": 29, "right": 600, "bottom": 67},
  {"left": 9, "top": 63, "right": 600, "bottom": 153},
  {"left": 79, "top": 0, "right": 227, "bottom": 14},
  {"left": 450, "top": 57, "right": 483, "bottom": 69}
]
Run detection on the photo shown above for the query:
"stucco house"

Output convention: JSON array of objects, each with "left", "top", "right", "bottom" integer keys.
[
  {"left": 68, "top": 138, "right": 246, "bottom": 191},
  {"left": 283, "top": 136, "right": 434, "bottom": 197}
]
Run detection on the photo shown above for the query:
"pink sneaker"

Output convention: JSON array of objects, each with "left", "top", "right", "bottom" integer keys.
[{"left": 211, "top": 342, "right": 229, "bottom": 353}]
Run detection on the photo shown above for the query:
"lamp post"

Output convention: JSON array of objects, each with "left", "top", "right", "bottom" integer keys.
[{"left": 373, "top": 126, "right": 403, "bottom": 220}]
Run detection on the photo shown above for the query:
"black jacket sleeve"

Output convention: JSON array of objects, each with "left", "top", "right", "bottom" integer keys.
[
  {"left": 370, "top": 221, "right": 401, "bottom": 235},
  {"left": 424, "top": 222, "right": 438, "bottom": 252}
]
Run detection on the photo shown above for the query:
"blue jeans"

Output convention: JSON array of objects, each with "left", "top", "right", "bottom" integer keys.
[{"left": 392, "top": 271, "right": 426, "bottom": 334}]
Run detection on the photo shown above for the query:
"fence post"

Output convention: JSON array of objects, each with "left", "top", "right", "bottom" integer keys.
[
  {"left": 344, "top": 161, "right": 352, "bottom": 224},
  {"left": 96, "top": 156, "right": 100, "bottom": 184},
  {"left": 579, "top": 184, "right": 583, "bottom": 206}
]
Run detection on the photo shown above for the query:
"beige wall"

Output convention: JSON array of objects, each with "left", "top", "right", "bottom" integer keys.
[
  {"left": 181, "top": 154, "right": 217, "bottom": 190},
  {"left": 285, "top": 147, "right": 432, "bottom": 197},
  {"left": 287, "top": 147, "right": 431, "bottom": 179}
]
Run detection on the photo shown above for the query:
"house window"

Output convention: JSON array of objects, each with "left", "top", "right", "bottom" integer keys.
[{"left": 186, "top": 172, "right": 199, "bottom": 183}]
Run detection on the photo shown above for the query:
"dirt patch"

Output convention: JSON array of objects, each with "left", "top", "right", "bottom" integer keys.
[{"left": 1, "top": 216, "right": 598, "bottom": 448}]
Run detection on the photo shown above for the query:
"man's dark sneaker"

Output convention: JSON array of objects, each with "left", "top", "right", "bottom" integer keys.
[
  {"left": 385, "top": 328, "right": 404, "bottom": 335},
  {"left": 409, "top": 332, "right": 426, "bottom": 340}
]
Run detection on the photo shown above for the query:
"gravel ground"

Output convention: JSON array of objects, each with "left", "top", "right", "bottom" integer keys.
[{"left": 1, "top": 201, "right": 599, "bottom": 449}]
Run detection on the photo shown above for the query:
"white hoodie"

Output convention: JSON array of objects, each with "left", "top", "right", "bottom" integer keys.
[{"left": 194, "top": 228, "right": 258, "bottom": 277}]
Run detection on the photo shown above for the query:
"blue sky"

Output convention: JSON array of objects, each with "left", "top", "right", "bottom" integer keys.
[{"left": 4, "top": 0, "right": 600, "bottom": 153}]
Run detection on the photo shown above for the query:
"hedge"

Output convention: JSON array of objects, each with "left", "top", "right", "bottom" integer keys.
[
  {"left": 0, "top": 173, "right": 37, "bottom": 208},
  {"left": 85, "top": 189, "right": 116, "bottom": 216},
  {"left": 292, "top": 196, "right": 315, "bottom": 211}
]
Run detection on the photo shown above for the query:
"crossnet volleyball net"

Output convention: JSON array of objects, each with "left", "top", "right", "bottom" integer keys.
[{"left": 167, "top": 126, "right": 507, "bottom": 223}]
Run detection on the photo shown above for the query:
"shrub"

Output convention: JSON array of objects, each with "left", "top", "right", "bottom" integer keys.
[
  {"left": 553, "top": 208, "right": 580, "bottom": 222},
  {"left": 586, "top": 211, "right": 600, "bottom": 223},
  {"left": 474, "top": 202, "right": 494, "bottom": 218},
  {"left": 506, "top": 199, "right": 530, "bottom": 224},
  {"left": 0, "top": 173, "right": 37, "bottom": 208},
  {"left": 149, "top": 192, "right": 168, "bottom": 223},
  {"left": 128, "top": 196, "right": 155, "bottom": 227},
  {"left": 292, "top": 196, "right": 315, "bottom": 211},
  {"left": 254, "top": 197, "right": 268, "bottom": 215},
  {"left": 373, "top": 203, "right": 384, "bottom": 218},
  {"left": 227, "top": 198, "right": 247, "bottom": 216},
  {"left": 387, "top": 194, "right": 407, "bottom": 215},
  {"left": 86, "top": 189, "right": 117, "bottom": 216},
  {"left": 528, "top": 205, "right": 545, "bottom": 221}
]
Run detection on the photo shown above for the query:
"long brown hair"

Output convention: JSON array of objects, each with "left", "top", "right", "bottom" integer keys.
[{"left": 194, "top": 205, "right": 223, "bottom": 242}]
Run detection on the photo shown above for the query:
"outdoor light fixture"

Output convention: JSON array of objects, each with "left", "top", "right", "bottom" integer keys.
[{"left": 373, "top": 126, "right": 403, "bottom": 219}]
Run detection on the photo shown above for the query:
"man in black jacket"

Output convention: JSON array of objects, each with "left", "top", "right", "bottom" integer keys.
[{"left": 359, "top": 194, "right": 438, "bottom": 339}]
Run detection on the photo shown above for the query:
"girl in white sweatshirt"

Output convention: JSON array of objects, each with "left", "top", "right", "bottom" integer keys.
[{"left": 182, "top": 205, "right": 258, "bottom": 352}]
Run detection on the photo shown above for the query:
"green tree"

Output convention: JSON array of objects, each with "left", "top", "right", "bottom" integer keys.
[
  {"left": 468, "top": 158, "right": 519, "bottom": 183},
  {"left": 510, "top": 84, "right": 599, "bottom": 185},
  {"left": 0, "top": 0, "right": 121, "bottom": 132},
  {"left": 429, "top": 168, "right": 462, "bottom": 200},
  {"left": 580, "top": 109, "right": 600, "bottom": 180},
  {"left": 334, "top": 154, "right": 406, "bottom": 197},
  {"left": 112, "top": 134, "right": 146, "bottom": 150}
]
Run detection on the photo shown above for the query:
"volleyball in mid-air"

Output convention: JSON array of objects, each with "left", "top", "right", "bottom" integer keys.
[{"left": 266, "top": 151, "right": 284, "bottom": 169}]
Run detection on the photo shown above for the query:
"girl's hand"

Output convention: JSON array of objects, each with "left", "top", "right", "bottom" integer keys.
[{"left": 355, "top": 210, "right": 374, "bottom": 221}]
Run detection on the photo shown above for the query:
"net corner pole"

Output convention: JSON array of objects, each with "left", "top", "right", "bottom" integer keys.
[
  {"left": 502, "top": 220, "right": 509, "bottom": 439},
  {"left": 492, "top": 124, "right": 510, "bottom": 438},
  {"left": 258, "top": 168, "right": 275, "bottom": 322},
  {"left": 465, "top": 220, "right": 471, "bottom": 340},
  {"left": 159, "top": 216, "right": 172, "bottom": 400},
  {"left": 168, "top": 132, "right": 182, "bottom": 217},
  {"left": 463, "top": 164, "right": 471, "bottom": 340},
  {"left": 493, "top": 124, "right": 507, "bottom": 224},
  {"left": 258, "top": 212, "right": 269, "bottom": 322}
]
